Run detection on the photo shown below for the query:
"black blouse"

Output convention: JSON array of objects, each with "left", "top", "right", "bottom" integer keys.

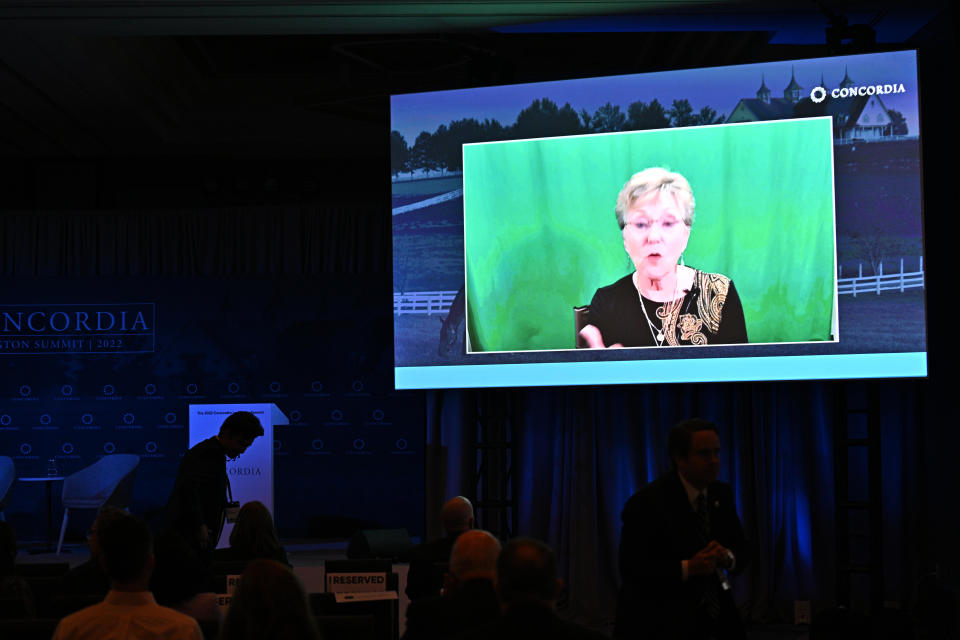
[{"left": 586, "top": 269, "right": 747, "bottom": 347}]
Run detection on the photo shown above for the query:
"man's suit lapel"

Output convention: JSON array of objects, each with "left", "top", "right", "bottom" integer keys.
[{"left": 666, "top": 472, "right": 708, "bottom": 547}]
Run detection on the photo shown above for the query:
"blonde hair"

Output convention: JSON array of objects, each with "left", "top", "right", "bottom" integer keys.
[{"left": 614, "top": 167, "right": 695, "bottom": 229}]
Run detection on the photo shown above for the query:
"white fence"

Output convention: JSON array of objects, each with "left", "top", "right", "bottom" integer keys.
[
  {"left": 393, "top": 258, "right": 924, "bottom": 315},
  {"left": 394, "top": 290, "right": 458, "bottom": 315},
  {"left": 838, "top": 257, "right": 924, "bottom": 296},
  {"left": 392, "top": 189, "right": 463, "bottom": 215}
]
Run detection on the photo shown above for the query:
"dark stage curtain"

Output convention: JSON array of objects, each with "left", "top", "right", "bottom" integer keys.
[
  {"left": 0, "top": 205, "right": 388, "bottom": 277},
  {"left": 427, "top": 381, "right": 927, "bottom": 625}
]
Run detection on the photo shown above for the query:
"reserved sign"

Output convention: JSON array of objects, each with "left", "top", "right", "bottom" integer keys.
[{"left": 326, "top": 572, "right": 387, "bottom": 593}]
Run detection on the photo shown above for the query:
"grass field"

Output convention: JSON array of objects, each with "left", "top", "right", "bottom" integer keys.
[
  {"left": 393, "top": 233, "right": 463, "bottom": 292},
  {"left": 836, "top": 289, "right": 925, "bottom": 352},
  {"left": 395, "top": 314, "right": 460, "bottom": 366}
]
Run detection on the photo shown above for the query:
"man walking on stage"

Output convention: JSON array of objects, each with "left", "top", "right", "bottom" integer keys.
[
  {"left": 615, "top": 418, "right": 749, "bottom": 640},
  {"left": 165, "top": 411, "right": 264, "bottom": 561}
]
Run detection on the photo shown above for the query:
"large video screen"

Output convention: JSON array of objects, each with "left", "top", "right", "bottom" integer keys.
[{"left": 391, "top": 50, "right": 925, "bottom": 389}]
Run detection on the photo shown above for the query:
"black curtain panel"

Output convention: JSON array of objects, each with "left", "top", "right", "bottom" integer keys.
[{"left": 0, "top": 206, "right": 389, "bottom": 278}]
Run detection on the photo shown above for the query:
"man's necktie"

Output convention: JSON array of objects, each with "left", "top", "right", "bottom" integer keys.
[{"left": 697, "top": 492, "right": 721, "bottom": 620}]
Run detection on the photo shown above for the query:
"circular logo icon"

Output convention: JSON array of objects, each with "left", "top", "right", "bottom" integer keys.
[
  {"left": 145, "top": 441, "right": 158, "bottom": 454},
  {"left": 164, "top": 412, "right": 177, "bottom": 424},
  {"left": 19, "top": 443, "right": 31, "bottom": 455},
  {"left": 273, "top": 439, "right": 282, "bottom": 451},
  {"left": 269, "top": 382, "right": 281, "bottom": 393},
  {"left": 0, "top": 414, "right": 11, "bottom": 426},
  {"left": 810, "top": 86, "right": 827, "bottom": 103},
  {"left": 81, "top": 413, "right": 94, "bottom": 425},
  {"left": 351, "top": 380, "right": 364, "bottom": 392},
  {"left": 227, "top": 382, "right": 240, "bottom": 394},
  {"left": 144, "top": 383, "right": 156, "bottom": 396},
  {"left": 372, "top": 409, "right": 385, "bottom": 422},
  {"left": 311, "top": 438, "right": 325, "bottom": 451},
  {"left": 19, "top": 385, "right": 31, "bottom": 397},
  {"left": 62, "top": 442, "right": 74, "bottom": 455},
  {"left": 330, "top": 409, "right": 343, "bottom": 422},
  {"left": 40, "top": 414, "right": 52, "bottom": 425},
  {"left": 353, "top": 438, "right": 366, "bottom": 451},
  {"left": 186, "top": 383, "right": 198, "bottom": 395},
  {"left": 395, "top": 438, "right": 408, "bottom": 450},
  {"left": 123, "top": 413, "right": 135, "bottom": 425},
  {"left": 102, "top": 384, "right": 115, "bottom": 396},
  {"left": 103, "top": 442, "right": 116, "bottom": 454},
  {"left": 61, "top": 384, "right": 74, "bottom": 396},
  {"left": 311, "top": 381, "right": 323, "bottom": 393},
  {"left": 290, "top": 410, "right": 302, "bottom": 423}
]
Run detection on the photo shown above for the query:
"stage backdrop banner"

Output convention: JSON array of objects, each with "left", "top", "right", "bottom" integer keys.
[
  {"left": 0, "top": 276, "right": 424, "bottom": 543},
  {"left": 189, "top": 403, "right": 285, "bottom": 548}
]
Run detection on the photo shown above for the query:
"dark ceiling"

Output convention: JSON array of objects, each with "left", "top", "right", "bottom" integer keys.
[{"left": 0, "top": 1, "right": 952, "bottom": 163}]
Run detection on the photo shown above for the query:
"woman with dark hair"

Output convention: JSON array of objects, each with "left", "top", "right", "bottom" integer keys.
[
  {"left": 219, "top": 559, "right": 319, "bottom": 640},
  {"left": 214, "top": 501, "right": 290, "bottom": 567}
]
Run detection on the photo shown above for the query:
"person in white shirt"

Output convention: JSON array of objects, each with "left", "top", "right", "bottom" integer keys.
[{"left": 53, "top": 513, "right": 202, "bottom": 640}]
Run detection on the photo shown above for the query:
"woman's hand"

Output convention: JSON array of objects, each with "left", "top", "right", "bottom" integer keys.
[{"left": 579, "top": 324, "right": 623, "bottom": 349}]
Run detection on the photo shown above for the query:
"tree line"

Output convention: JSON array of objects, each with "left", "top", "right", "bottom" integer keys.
[{"left": 391, "top": 97, "right": 723, "bottom": 178}]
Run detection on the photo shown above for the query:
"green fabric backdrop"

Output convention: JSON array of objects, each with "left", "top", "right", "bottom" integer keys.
[{"left": 463, "top": 118, "right": 836, "bottom": 351}]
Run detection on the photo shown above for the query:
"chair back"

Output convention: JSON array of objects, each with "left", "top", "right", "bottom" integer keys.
[
  {"left": 61, "top": 454, "right": 139, "bottom": 509},
  {"left": 574, "top": 305, "right": 591, "bottom": 348},
  {"left": 0, "top": 456, "right": 14, "bottom": 512},
  {"left": 0, "top": 595, "right": 32, "bottom": 619},
  {"left": 0, "top": 618, "right": 60, "bottom": 640}
]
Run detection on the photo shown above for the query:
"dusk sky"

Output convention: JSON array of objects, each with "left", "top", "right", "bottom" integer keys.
[{"left": 391, "top": 50, "right": 919, "bottom": 145}]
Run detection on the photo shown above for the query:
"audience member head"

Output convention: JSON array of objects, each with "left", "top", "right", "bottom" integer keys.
[
  {"left": 229, "top": 500, "right": 284, "bottom": 560},
  {"left": 220, "top": 559, "right": 320, "bottom": 640},
  {"left": 496, "top": 538, "right": 561, "bottom": 608},
  {"left": 97, "top": 512, "right": 154, "bottom": 589},
  {"left": 0, "top": 521, "right": 17, "bottom": 575},
  {"left": 446, "top": 530, "right": 501, "bottom": 591},
  {"left": 150, "top": 530, "right": 210, "bottom": 607},
  {"left": 218, "top": 411, "right": 264, "bottom": 459},
  {"left": 441, "top": 496, "right": 474, "bottom": 534},
  {"left": 88, "top": 505, "right": 128, "bottom": 560},
  {"left": 667, "top": 417, "right": 721, "bottom": 489}
]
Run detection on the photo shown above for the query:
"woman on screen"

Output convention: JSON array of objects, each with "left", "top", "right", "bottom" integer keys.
[{"left": 580, "top": 167, "right": 747, "bottom": 348}]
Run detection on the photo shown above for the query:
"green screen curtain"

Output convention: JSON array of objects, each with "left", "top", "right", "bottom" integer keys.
[{"left": 463, "top": 118, "right": 836, "bottom": 351}]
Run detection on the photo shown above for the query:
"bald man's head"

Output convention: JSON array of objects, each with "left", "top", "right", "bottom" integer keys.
[
  {"left": 449, "top": 530, "right": 501, "bottom": 583},
  {"left": 440, "top": 496, "right": 474, "bottom": 534},
  {"left": 496, "top": 538, "right": 561, "bottom": 606}
]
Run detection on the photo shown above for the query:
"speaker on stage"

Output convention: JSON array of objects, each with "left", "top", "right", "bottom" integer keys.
[{"left": 347, "top": 528, "right": 412, "bottom": 561}]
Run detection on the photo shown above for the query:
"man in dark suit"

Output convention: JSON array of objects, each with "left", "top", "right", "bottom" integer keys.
[
  {"left": 406, "top": 496, "right": 474, "bottom": 601},
  {"left": 614, "top": 418, "right": 749, "bottom": 640},
  {"left": 457, "top": 538, "right": 605, "bottom": 640},
  {"left": 165, "top": 411, "right": 264, "bottom": 562},
  {"left": 402, "top": 529, "right": 501, "bottom": 640}
]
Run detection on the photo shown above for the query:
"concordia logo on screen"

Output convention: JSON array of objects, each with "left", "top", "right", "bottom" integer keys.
[
  {"left": 0, "top": 303, "right": 155, "bottom": 354},
  {"left": 810, "top": 83, "right": 906, "bottom": 103}
]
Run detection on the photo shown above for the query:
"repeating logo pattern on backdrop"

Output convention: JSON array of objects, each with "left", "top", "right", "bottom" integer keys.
[{"left": 0, "top": 278, "right": 424, "bottom": 540}]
